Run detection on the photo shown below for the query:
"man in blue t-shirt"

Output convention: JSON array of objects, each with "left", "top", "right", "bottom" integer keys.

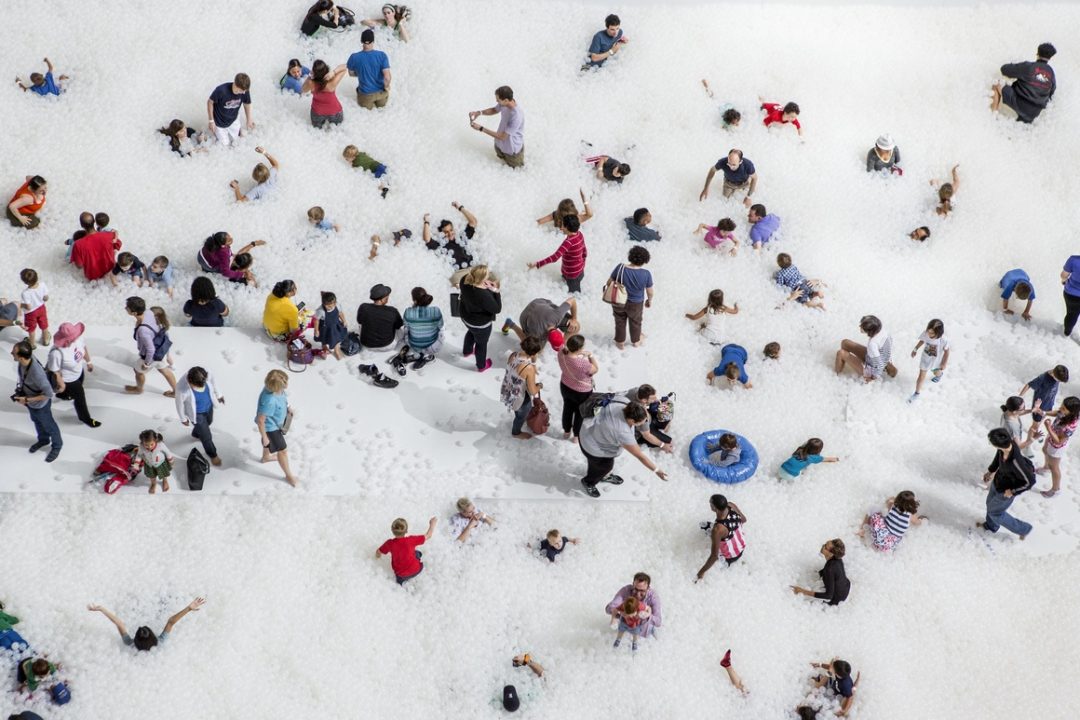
[
  {"left": 347, "top": 29, "right": 392, "bottom": 109},
  {"left": 584, "top": 14, "right": 628, "bottom": 69},
  {"left": 999, "top": 268, "right": 1035, "bottom": 320},
  {"left": 699, "top": 149, "right": 758, "bottom": 208},
  {"left": 207, "top": 73, "right": 253, "bottom": 147},
  {"left": 747, "top": 204, "right": 780, "bottom": 248}
]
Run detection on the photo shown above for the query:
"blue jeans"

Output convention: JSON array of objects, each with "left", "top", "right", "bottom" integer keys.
[
  {"left": 28, "top": 401, "right": 62, "bottom": 449},
  {"left": 512, "top": 395, "right": 533, "bottom": 435},
  {"left": 984, "top": 487, "right": 1032, "bottom": 536}
]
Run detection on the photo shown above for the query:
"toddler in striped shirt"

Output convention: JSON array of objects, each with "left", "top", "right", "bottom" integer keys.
[{"left": 861, "top": 491, "right": 923, "bottom": 551}]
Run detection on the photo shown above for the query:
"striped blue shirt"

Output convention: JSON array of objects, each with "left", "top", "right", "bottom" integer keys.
[{"left": 404, "top": 305, "right": 444, "bottom": 350}]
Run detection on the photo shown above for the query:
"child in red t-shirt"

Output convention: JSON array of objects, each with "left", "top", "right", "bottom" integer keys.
[
  {"left": 611, "top": 596, "right": 652, "bottom": 652},
  {"left": 760, "top": 100, "right": 802, "bottom": 136},
  {"left": 377, "top": 516, "right": 437, "bottom": 584}
]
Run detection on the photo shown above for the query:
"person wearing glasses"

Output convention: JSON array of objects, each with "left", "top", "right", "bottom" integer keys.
[{"left": 604, "top": 571, "right": 662, "bottom": 638}]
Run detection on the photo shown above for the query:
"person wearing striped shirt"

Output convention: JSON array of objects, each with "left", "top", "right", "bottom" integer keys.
[
  {"left": 775, "top": 253, "right": 824, "bottom": 309},
  {"left": 834, "top": 314, "right": 896, "bottom": 382},
  {"left": 390, "top": 287, "right": 444, "bottom": 373},
  {"left": 696, "top": 494, "right": 747, "bottom": 581},
  {"left": 529, "top": 214, "right": 587, "bottom": 292},
  {"left": 861, "top": 491, "right": 923, "bottom": 552}
]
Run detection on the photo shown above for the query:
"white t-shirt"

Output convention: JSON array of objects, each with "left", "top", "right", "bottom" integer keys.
[
  {"left": 21, "top": 283, "right": 48, "bottom": 312},
  {"left": 865, "top": 332, "right": 893, "bottom": 377},
  {"left": 449, "top": 510, "right": 486, "bottom": 540},
  {"left": 46, "top": 338, "right": 87, "bottom": 383},
  {"left": 917, "top": 331, "right": 950, "bottom": 358},
  {"left": 701, "top": 308, "right": 725, "bottom": 343}
]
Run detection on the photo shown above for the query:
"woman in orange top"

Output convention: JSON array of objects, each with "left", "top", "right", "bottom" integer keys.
[{"left": 7, "top": 175, "right": 47, "bottom": 229}]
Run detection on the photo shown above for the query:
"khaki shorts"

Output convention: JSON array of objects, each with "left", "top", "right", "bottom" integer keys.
[
  {"left": 722, "top": 180, "right": 749, "bottom": 198},
  {"left": 134, "top": 358, "right": 170, "bottom": 373},
  {"left": 495, "top": 145, "right": 525, "bottom": 168},
  {"left": 357, "top": 90, "right": 389, "bottom": 109}
]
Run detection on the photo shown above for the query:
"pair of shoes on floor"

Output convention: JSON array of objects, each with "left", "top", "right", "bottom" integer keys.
[
  {"left": 388, "top": 347, "right": 410, "bottom": 377},
  {"left": 359, "top": 364, "right": 398, "bottom": 388}
]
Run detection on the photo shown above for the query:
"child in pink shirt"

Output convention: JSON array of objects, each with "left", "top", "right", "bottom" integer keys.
[{"left": 694, "top": 218, "right": 738, "bottom": 255}]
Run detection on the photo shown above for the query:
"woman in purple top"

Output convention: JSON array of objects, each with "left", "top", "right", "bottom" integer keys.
[
  {"left": 197, "top": 232, "right": 266, "bottom": 286},
  {"left": 1060, "top": 255, "right": 1080, "bottom": 336}
]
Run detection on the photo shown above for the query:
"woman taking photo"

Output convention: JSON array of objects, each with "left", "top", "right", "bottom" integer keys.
[
  {"left": 458, "top": 265, "right": 502, "bottom": 372},
  {"left": 301, "top": 60, "right": 347, "bottom": 128},
  {"left": 6, "top": 175, "right": 47, "bottom": 229},
  {"left": 300, "top": 0, "right": 354, "bottom": 36},
  {"left": 197, "top": 231, "right": 265, "bottom": 286},
  {"left": 262, "top": 280, "right": 305, "bottom": 341}
]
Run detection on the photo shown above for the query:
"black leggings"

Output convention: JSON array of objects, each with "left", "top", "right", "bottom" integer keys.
[
  {"left": 560, "top": 383, "right": 592, "bottom": 437},
  {"left": 55, "top": 371, "right": 94, "bottom": 425},
  {"left": 462, "top": 323, "right": 492, "bottom": 369},
  {"left": 1064, "top": 291, "right": 1080, "bottom": 335},
  {"left": 581, "top": 447, "right": 615, "bottom": 488}
]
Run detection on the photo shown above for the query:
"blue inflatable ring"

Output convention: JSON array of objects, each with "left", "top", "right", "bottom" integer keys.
[{"left": 689, "top": 429, "right": 759, "bottom": 484}]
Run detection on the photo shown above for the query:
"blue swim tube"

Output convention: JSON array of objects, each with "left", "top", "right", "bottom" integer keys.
[{"left": 689, "top": 429, "right": 759, "bottom": 484}]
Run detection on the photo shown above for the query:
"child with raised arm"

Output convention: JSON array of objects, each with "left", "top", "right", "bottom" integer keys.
[
  {"left": 1038, "top": 396, "right": 1080, "bottom": 498},
  {"left": 377, "top": 517, "right": 437, "bottom": 584},
  {"left": 931, "top": 164, "right": 960, "bottom": 216},
  {"left": 701, "top": 79, "right": 741, "bottom": 128},
  {"left": 531, "top": 529, "right": 580, "bottom": 562},
  {"left": 779, "top": 438, "right": 839, "bottom": 480},
  {"left": 16, "top": 58, "right": 68, "bottom": 95},
  {"left": 1019, "top": 364, "right": 1069, "bottom": 423},
  {"left": 908, "top": 318, "right": 950, "bottom": 402},
  {"left": 88, "top": 597, "right": 206, "bottom": 651},
  {"left": 810, "top": 659, "right": 860, "bottom": 717},
  {"left": 999, "top": 269, "right": 1034, "bottom": 320},
  {"left": 693, "top": 217, "right": 739, "bottom": 254},
  {"left": 686, "top": 289, "right": 738, "bottom": 345},
  {"left": 231, "top": 147, "right": 280, "bottom": 202}
]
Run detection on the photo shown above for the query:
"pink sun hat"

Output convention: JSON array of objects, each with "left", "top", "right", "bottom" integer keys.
[{"left": 52, "top": 322, "right": 86, "bottom": 348}]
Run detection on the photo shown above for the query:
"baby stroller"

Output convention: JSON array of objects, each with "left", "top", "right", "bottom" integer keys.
[{"left": 93, "top": 444, "right": 138, "bottom": 494}]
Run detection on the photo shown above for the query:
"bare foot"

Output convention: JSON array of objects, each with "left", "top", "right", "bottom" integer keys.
[
  {"left": 571, "top": 437, "right": 579, "bottom": 444},
  {"left": 260, "top": 452, "right": 275, "bottom": 464},
  {"left": 512, "top": 432, "right": 533, "bottom": 440},
  {"left": 285, "top": 475, "right": 298, "bottom": 487},
  {"left": 563, "top": 432, "right": 571, "bottom": 439},
  {"left": 163, "top": 390, "right": 175, "bottom": 398},
  {"left": 124, "top": 385, "right": 143, "bottom": 394},
  {"left": 614, "top": 342, "right": 625, "bottom": 350},
  {"left": 149, "top": 483, "right": 157, "bottom": 494},
  {"left": 211, "top": 456, "right": 223, "bottom": 467},
  {"left": 162, "top": 478, "right": 170, "bottom": 492}
]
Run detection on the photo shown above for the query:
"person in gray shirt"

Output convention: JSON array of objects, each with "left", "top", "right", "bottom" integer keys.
[
  {"left": 11, "top": 339, "right": 61, "bottom": 462},
  {"left": 624, "top": 208, "right": 661, "bottom": 242},
  {"left": 578, "top": 401, "right": 667, "bottom": 498}
]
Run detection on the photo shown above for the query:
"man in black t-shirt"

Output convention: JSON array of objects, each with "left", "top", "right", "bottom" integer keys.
[
  {"left": 992, "top": 43, "right": 1056, "bottom": 123},
  {"left": 356, "top": 284, "right": 403, "bottom": 350}
]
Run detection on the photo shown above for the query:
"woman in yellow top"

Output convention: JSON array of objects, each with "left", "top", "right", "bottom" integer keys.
[{"left": 263, "top": 280, "right": 303, "bottom": 340}]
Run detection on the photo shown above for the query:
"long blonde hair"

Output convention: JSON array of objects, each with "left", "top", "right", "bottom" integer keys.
[{"left": 462, "top": 265, "right": 491, "bottom": 287}]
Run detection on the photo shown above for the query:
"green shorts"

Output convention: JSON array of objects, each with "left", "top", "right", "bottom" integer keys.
[{"left": 144, "top": 459, "right": 172, "bottom": 479}]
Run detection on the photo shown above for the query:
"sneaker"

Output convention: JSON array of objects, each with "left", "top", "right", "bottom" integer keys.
[
  {"left": 478, "top": 358, "right": 493, "bottom": 373},
  {"left": 371, "top": 372, "right": 399, "bottom": 389},
  {"left": 613, "top": 638, "right": 621, "bottom": 648},
  {"left": 85, "top": 419, "right": 102, "bottom": 428},
  {"left": 44, "top": 446, "right": 60, "bottom": 463},
  {"left": 501, "top": 317, "right": 515, "bottom": 335},
  {"left": 907, "top": 392, "right": 920, "bottom": 403},
  {"left": 358, "top": 364, "right": 377, "bottom": 377},
  {"left": 581, "top": 480, "right": 601, "bottom": 498},
  {"left": 931, "top": 369, "right": 943, "bottom": 383},
  {"left": 388, "top": 348, "right": 409, "bottom": 377},
  {"left": 28, "top": 440, "right": 48, "bottom": 454},
  {"left": 380, "top": 186, "right": 390, "bottom": 199},
  {"left": 631, "top": 640, "right": 638, "bottom": 652},
  {"left": 601, "top": 474, "right": 624, "bottom": 485},
  {"left": 412, "top": 354, "right": 435, "bottom": 371}
]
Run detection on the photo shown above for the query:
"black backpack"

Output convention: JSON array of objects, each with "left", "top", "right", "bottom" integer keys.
[
  {"left": 579, "top": 392, "right": 623, "bottom": 418},
  {"left": 341, "top": 332, "right": 362, "bottom": 356},
  {"left": 187, "top": 448, "right": 210, "bottom": 491}
]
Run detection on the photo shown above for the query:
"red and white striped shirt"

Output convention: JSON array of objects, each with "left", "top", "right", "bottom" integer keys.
[{"left": 536, "top": 232, "right": 587, "bottom": 279}]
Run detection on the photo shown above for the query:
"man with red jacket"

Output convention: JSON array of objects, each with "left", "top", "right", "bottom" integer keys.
[{"left": 71, "top": 230, "right": 121, "bottom": 281}]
